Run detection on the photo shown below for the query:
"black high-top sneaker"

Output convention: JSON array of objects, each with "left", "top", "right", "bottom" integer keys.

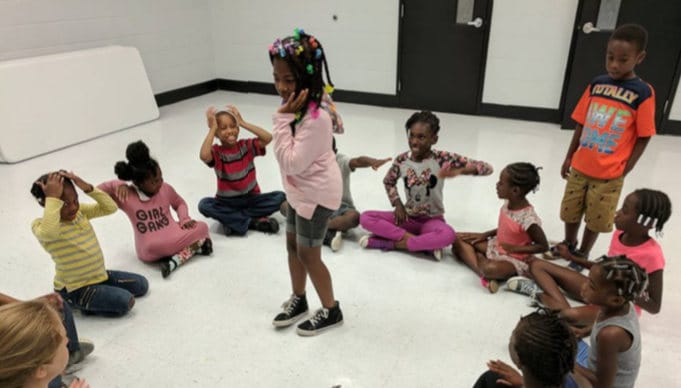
[
  {"left": 296, "top": 301, "right": 344, "bottom": 336},
  {"left": 272, "top": 293, "right": 308, "bottom": 327}
]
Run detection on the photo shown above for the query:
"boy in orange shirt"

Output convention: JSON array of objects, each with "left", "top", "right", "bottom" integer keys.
[{"left": 550, "top": 24, "right": 655, "bottom": 268}]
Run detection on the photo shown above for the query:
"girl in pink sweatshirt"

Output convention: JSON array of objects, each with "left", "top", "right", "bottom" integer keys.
[
  {"left": 269, "top": 29, "right": 344, "bottom": 336},
  {"left": 99, "top": 141, "right": 212, "bottom": 278}
]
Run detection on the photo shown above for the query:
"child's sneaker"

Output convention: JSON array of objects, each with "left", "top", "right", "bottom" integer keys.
[
  {"left": 296, "top": 302, "right": 344, "bottom": 336},
  {"left": 65, "top": 339, "right": 94, "bottom": 374},
  {"left": 359, "top": 235, "right": 395, "bottom": 251},
  {"left": 250, "top": 217, "right": 280, "bottom": 234},
  {"left": 480, "top": 277, "right": 499, "bottom": 293},
  {"left": 272, "top": 294, "right": 308, "bottom": 328},
  {"left": 159, "top": 259, "right": 173, "bottom": 278},
  {"left": 506, "top": 276, "right": 540, "bottom": 297},
  {"left": 432, "top": 248, "right": 444, "bottom": 261},
  {"left": 200, "top": 238, "right": 213, "bottom": 255},
  {"left": 323, "top": 229, "right": 343, "bottom": 252}
]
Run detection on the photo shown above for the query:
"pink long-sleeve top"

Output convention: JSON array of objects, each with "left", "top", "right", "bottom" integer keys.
[
  {"left": 272, "top": 109, "right": 341, "bottom": 219},
  {"left": 98, "top": 180, "right": 209, "bottom": 262}
]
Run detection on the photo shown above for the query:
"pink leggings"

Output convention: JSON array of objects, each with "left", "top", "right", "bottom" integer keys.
[{"left": 360, "top": 210, "right": 456, "bottom": 251}]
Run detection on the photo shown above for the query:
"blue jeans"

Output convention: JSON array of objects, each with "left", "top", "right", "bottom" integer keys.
[
  {"left": 198, "top": 191, "right": 285, "bottom": 235},
  {"left": 59, "top": 270, "right": 149, "bottom": 316},
  {"left": 48, "top": 304, "right": 80, "bottom": 388}
]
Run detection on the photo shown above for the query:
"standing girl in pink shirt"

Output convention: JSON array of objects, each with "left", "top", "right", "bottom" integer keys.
[
  {"left": 99, "top": 141, "right": 212, "bottom": 278},
  {"left": 269, "top": 29, "right": 344, "bottom": 336}
]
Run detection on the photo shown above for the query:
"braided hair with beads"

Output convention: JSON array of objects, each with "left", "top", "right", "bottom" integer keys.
[
  {"left": 513, "top": 308, "right": 577, "bottom": 387},
  {"left": 596, "top": 255, "right": 649, "bottom": 301},
  {"left": 269, "top": 28, "right": 335, "bottom": 129},
  {"left": 632, "top": 188, "right": 672, "bottom": 234}
]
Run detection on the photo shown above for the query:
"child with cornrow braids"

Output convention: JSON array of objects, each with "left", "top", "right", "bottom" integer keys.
[
  {"left": 573, "top": 255, "right": 648, "bottom": 388},
  {"left": 473, "top": 308, "right": 589, "bottom": 388},
  {"left": 508, "top": 189, "right": 670, "bottom": 320},
  {"left": 453, "top": 162, "right": 548, "bottom": 293}
]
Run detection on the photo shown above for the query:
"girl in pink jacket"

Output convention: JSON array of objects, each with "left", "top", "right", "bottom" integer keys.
[{"left": 269, "top": 29, "right": 344, "bottom": 336}]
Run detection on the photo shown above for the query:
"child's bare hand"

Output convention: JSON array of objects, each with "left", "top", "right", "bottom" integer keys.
[
  {"left": 181, "top": 220, "right": 197, "bottom": 229},
  {"left": 561, "top": 158, "right": 571, "bottom": 179},
  {"left": 206, "top": 107, "right": 217, "bottom": 129},
  {"left": 68, "top": 378, "right": 90, "bottom": 388},
  {"left": 556, "top": 243, "right": 571, "bottom": 259},
  {"left": 487, "top": 360, "right": 523, "bottom": 387},
  {"left": 500, "top": 242, "right": 521, "bottom": 254},
  {"left": 226, "top": 105, "right": 244, "bottom": 125},
  {"left": 116, "top": 184, "right": 129, "bottom": 203},
  {"left": 459, "top": 232, "right": 488, "bottom": 245},
  {"left": 371, "top": 157, "right": 392, "bottom": 170},
  {"left": 438, "top": 166, "right": 465, "bottom": 179},
  {"left": 394, "top": 202, "right": 407, "bottom": 226},
  {"left": 59, "top": 171, "right": 92, "bottom": 192},
  {"left": 570, "top": 324, "right": 592, "bottom": 338},
  {"left": 278, "top": 89, "right": 308, "bottom": 114},
  {"left": 36, "top": 172, "right": 64, "bottom": 199},
  {"left": 38, "top": 292, "right": 63, "bottom": 311}
]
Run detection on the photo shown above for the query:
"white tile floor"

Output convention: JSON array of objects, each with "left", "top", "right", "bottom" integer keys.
[{"left": 1, "top": 91, "right": 680, "bottom": 387}]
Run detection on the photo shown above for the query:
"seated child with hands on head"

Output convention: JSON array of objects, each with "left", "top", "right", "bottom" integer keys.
[
  {"left": 453, "top": 162, "right": 548, "bottom": 293},
  {"left": 98, "top": 140, "right": 212, "bottom": 278},
  {"left": 199, "top": 105, "right": 285, "bottom": 236},
  {"left": 31, "top": 171, "right": 148, "bottom": 317}
]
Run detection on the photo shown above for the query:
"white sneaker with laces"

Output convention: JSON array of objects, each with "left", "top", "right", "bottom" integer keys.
[{"left": 506, "top": 276, "right": 540, "bottom": 296}]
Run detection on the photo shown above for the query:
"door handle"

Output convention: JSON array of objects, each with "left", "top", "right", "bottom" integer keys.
[
  {"left": 582, "top": 22, "right": 600, "bottom": 34},
  {"left": 467, "top": 17, "right": 483, "bottom": 28}
]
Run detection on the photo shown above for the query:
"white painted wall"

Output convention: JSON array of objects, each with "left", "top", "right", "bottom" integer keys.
[
  {"left": 670, "top": 79, "right": 681, "bottom": 121},
  {"left": 482, "top": 0, "right": 579, "bottom": 109},
  {"left": 0, "top": 0, "right": 215, "bottom": 93},
  {"left": 210, "top": 0, "right": 399, "bottom": 95}
]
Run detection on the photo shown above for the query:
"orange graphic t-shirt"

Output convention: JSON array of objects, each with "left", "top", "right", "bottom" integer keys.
[{"left": 571, "top": 75, "right": 656, "bottom": 180}]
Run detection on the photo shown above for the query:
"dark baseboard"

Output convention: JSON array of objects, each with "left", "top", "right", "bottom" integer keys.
[
  {"left": 155, "top": 80, "right": 219, "bottom": 107},
  {"left": 663, "top": 120, "right": 681, "bottom": 135},
  {"left": 216, "top": 79, "right": 399, "bottom": 108},
  {"left": 478, "top": 103, "right": 561, "bottom": 123}
]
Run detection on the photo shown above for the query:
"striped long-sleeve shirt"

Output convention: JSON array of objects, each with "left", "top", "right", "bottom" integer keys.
[{"left": 32, "top": 188, "right": 118, "bottom": 292}]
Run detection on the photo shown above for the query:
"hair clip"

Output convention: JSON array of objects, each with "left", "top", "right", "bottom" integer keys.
[
  {"left": 306, "top": 64, "right": 314, "bottom": 74},
  {"left": 293, "top": 28, "right": 302, "bottom": 40},
  {"left": 315, "top": 48, "right": 322, "bottom": 59},
  {"left": 294, "top": 112, "right": 302, "bottom": 121},
  {"left": 296, "top": 46, "right": 304, "bottom": 55},
  {"left": 278, "top": 47, "right": 286, "bottom": 57},
  {"left": 651, "top": 218, "right": 658, "bottom": 228},
  {"left": 637, "top": 214, "right": 644, "bottom": 224},
  {"left": 606, "top": 269, "right": 614, "bottom": 279},
  {"left": 324, "top": 84, "right": 335, "bottom": 94}
]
